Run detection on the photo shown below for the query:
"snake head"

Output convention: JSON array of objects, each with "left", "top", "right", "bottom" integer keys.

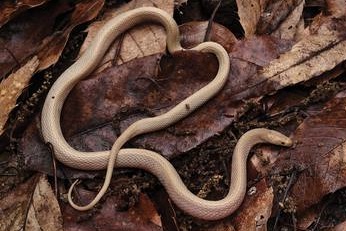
[{"left": 266, "top": 130, "right": 293, "bottom": 147}]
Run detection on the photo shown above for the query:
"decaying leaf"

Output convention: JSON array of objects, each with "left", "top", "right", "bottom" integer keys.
[
  {"left": 231, "top": 179, "right": 274, "bottom": 231},
  {"left": 79, "top": 0, "right": 174, "bottom": 73},
  {"left": 25, "top": 174, "right": 63, "bottom": 231},
  {"left": 273, "top": 90, "right": 346, "bottom": 212},
  {"left": 0, "top": 0, "right": 47, "bottom": 27},
  {"left": 0, "top": 0, "right": 104, "bottom": 79},
  {"left": 0, "top": 56, "right": 39, "bottom": 135}
]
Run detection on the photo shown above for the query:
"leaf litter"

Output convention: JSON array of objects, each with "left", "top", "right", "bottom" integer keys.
[{"left": 1, "top": 0, "right": 346, "bottom": 230}]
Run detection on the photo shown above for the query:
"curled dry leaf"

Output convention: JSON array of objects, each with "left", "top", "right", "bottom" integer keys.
[
  {"left": 0, "top": 56, "right": 39, "bottom": 135},
  {"left": 0, "top": 0, "right": 104, "bottom": 79},
  {"left": 231, "top": 179, "right": 274, "bottom": 231},
  {"left": 78, "top": 0, "right": 173, "bottom": 73},
  {"left": 0, "top": 0, "right": 47, "bottom": 27},
  {"left": 273, "top": 90, "right": 346, "bottom": 212}
]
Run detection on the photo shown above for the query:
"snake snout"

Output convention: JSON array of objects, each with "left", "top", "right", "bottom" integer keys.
[{"left": 267, "top": 130, "right": 293, "bottom": 147}]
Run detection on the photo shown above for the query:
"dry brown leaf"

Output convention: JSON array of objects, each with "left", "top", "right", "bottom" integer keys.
[
  {"left": 273, "top": 90, "right": 346, "bottom": 212},
  {"left": 231, "top": 179, "right": 274, "bottom": 231},
  {"left": 233, "top": 27, "right": 346, "bottom": 101},
  {"left": 0, "top": 0, "right": 47, "bottom": 27},
  {"left": 0, "top": 56, "right": 39, "bottom": 135},
  {"left": 237, "top": 0, "right": 304, "bottom": 37},
  {"left": 79, "top": 0, "right": 173, "bottom": 73},
  {"left": 25, "top": 174, "right": 63, "bottom": 231},
  {"left": 236, "top": 0, "right": 264, "bottom": 37}
]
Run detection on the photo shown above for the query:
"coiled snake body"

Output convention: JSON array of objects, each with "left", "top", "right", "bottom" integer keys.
[{"left": 41, "top": 7, "right": 292, "bottom": 220}]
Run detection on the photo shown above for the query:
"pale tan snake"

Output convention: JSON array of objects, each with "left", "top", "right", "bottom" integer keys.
[{"left": 41, "top": 7, "right": 292, "bottom": 220}]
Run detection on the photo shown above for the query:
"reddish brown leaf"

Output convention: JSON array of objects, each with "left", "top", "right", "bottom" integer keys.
[
  {"left": 0, "top": 0, "right": 104, "bottom": 79},
  {"left": 0, "top": 0, "right": 47, "bottom": 27},
  {"left": 273, "top": 89, "right": 346, "bottom": 213}
]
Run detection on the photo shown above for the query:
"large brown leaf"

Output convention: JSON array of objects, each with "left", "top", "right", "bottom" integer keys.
[{"left": 273, "top": 89, "right": 346, "bottom": 213}]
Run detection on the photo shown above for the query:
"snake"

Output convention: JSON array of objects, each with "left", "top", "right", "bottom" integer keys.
[{"left": 41, "top": 6, "right": 293, "bottom": 220}]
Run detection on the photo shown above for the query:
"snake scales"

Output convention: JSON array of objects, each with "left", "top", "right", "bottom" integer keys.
[{"left": 41, "top": 7, "right": 292, "bottom": 220}]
